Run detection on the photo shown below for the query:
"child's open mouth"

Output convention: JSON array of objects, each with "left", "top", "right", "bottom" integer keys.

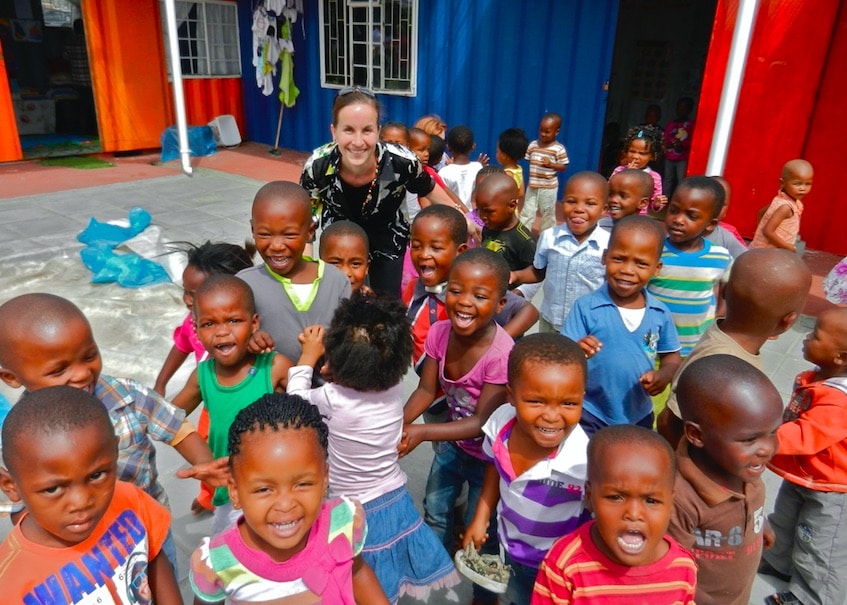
[
  {"left": 270, "top": 518, "right": 302, "bottom": 539},
  {"left": 215, "top": 343, "right": 236, "bottom": 356},
  {"left": 617, "top": 530, "right": 646, "bottom": 554},
  {"left": 453, "top": 312, "right": 474, "bottom": 329}
]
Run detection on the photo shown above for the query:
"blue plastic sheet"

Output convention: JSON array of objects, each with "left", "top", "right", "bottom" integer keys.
[
  {"left": 160, "top": 125, "right": 217, "bottom": 163},
  {"left": 77, "top": 208, "right": 171, "bottom": 288}
]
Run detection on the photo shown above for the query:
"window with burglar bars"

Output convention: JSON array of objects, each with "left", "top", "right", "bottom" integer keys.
[
  {"left": 319, "top": 0, "right": 418, "bottom": 95},
  {"left": 160, "top": 0, "right": 241, "bottom": 78}
]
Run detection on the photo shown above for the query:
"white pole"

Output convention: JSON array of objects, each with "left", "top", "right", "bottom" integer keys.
[
  {"left": 162, "top": 0, "right": 193, "bottom": 176},
  {"left": 705, "top": 0, "right": 760, "bottom": 175}
]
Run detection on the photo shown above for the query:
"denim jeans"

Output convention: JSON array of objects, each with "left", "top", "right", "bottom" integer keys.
[
  {"left": 503, "top": 550, "right": 540, "bottom": 605},
  {"left": 423, "top": 440, "right": 498, "bottom": 601}
]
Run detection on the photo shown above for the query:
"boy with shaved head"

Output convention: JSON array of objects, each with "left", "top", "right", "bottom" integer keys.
[
  {"left": 670, "top": 355, "right": 784, "bottom": 605},
  {"left": 658, "top": 248, "right": 812, "bottom": 446},
  {"left": 752, "top": 159, "right": 814, "bottom": 252}
]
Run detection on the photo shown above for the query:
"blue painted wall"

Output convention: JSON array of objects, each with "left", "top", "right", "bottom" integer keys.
[{"left": 239, "top": 0, "right": 619, "bottom": 176}]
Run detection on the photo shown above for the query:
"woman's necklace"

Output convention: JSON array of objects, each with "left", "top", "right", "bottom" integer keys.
[{"left": 361, "top": 163, "right": 380, "bottom": 211}]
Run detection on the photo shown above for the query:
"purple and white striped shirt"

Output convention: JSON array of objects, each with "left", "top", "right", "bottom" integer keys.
[{"left": 482, "top": 404, "right": 590, "bottom": 568}]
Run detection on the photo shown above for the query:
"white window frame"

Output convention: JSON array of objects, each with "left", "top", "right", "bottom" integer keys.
[
  {"left": 160, "top": 0, "right": 241, "bottom": 79},
  {"left": 319, "top": 0, "right": 418, "bottom": 96}
]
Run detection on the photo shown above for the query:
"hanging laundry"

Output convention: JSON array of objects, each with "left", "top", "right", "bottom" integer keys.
[{"left": 278, "top": 17, "right": 299, "bottom": 107}]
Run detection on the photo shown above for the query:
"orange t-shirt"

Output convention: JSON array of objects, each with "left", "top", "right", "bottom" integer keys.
[{"left": 0, "top": 481, "right": 170, "bottom": 604}]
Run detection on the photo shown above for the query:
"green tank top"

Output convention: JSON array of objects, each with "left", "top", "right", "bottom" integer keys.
[{"left": 198, "top": 351, "right": 276, "bottom": 505}]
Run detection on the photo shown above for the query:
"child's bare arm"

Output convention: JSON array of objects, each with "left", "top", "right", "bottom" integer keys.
[
  {"left": 502, "top": 301, "right": 539, "bottom": 339},
  {"left": 154, "top": 345, "right": 189, "bottom": 396},
  {"left": 640, "top": 351, "right": 682, "bottom": 395},
  {"left": 761, "top": 205, "right": 795, "bottom": 251},
  {"left": 403, "top": 356, "right": 439, "bottom": 423},
  {"left": 542, "top": 156, "right": 567, "bottom": 172},
  {"left": 576, "top": 335, "right": 602, "bottom": 359},
  {"left": 247, "top": 329, "right": 275, "bottom": 354},
  {"left": 463, "top": 464, "right": 500, "bottom": 551},
  {"left": 297, "top": 325, "right": 326, "bottom": 367},
  {"left": 173, "top": 432, "right": 230, "bottom": 488},
  {"left": 270, "top": 352, "right": 295, "bottom": 392},
  {"left": 511, "top": 265, "right": 545, "bottom": 287},
  {"left": 148, "top": 551, "right": 182, "bottom": 604},
  {"left": 405, "top": 383, "right": 507, "bottom": 445},
  {"left": 352, "top": 555, "right": 390, "bottom": 604},
  {"left": 171, "top": 369, "right": 202, "bottom": 415}
]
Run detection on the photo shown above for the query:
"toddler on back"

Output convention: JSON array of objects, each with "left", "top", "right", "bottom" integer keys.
[
  {"left": 564, "top": 216, "right": 681, "bottom": 435},
  {"left": 761, "top": 307, "right": 847, "bottom": 605},
  {"left": 512, "top": 171, "right": 610, "bottom": 333},
  {"left": 532, "top": 425, "right": 696, "bottom": 604},
  {"left": 172, "top": 275, "right": 292, "bottom": 534},
  {"left": 189, "top": 394, "right": 389, "bottom": 604},
  {"left": 521, "top": 112, "right": 568, "bottom": 232},
  {"left": 464, "top": 334, "right": 591, "bottom": 604},
  {"left": 611, "top": 125, "right": 667, "bottom": 214},
  {"left": 288, "top": 293, "right": 458, "bottom": 602},
  {"left": 401, "top": 248, "right": 515, "bottom": 604},
  {"left": 752, "top": 159, "right": 814, "bottom": 253},
  {"left": 670, "top": 355, "right": 783, "bottom": 605}
]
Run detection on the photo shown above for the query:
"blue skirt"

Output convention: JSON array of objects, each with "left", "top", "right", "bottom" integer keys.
[{"left": 362, "top": 485, "right": 460, "bottom": 603}]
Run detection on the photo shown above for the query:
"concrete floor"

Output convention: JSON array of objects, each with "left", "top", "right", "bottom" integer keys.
[{"left": 0, "top": 147, "right": 842, "bottom": 603}]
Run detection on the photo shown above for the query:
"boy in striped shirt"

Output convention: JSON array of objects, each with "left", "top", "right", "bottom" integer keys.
[
  {"left": 532, "top": 425, "right": 697, "bottom": 604},
  {"left": 463, "top": 334, "right": 591, "bottom": 604},
  {"left": 647, "top": 176, "right": 732, "bottom": 357}
]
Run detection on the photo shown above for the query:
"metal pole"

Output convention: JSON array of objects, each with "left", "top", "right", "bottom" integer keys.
[
  {"left": 705, "top": 0, "right": 760, "bottom": 175},
  {"left": 163, "top": 0, "right": 193, "bottom": 176}
]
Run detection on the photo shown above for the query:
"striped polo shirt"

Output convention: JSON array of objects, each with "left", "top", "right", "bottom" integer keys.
[
  {"left": 482, "top": 404, "right": 590, "bottom": 568},
  {"left": 647, "top": 238, "right": 731, "bottom": 357}
]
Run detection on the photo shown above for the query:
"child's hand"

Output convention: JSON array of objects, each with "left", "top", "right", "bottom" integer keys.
[
  {"left": 297, "top": 325, "right": 326, "bottom": 367},
  {"left": 639, "top": 370, "right": 670, "bottom": 396},
  {"left": 248, "top": 329, "right": 275, "bottom": 353},
  {"left": 462, "top": 518, "right": 489, "bottom": 552},
  {"left": 176, "top": 457, "right": 231, "bottom": 488},
  {"left": 466, "top": 217, "right": 482, "bottom": 243},
  {"left": 397, "top": 423, "right": 425, "bottom": 458},
  {"left": 763, "top": 519, "right": 776, "bottom": 550},
  {"left": 577, "top": 336, "right": 602, "bottom": 359},
  {"left": 477, "top": 152, "right": 490, "bottom": 166},
  {"left": 652, "top": 194, "right": 668, "bottom": 211}
]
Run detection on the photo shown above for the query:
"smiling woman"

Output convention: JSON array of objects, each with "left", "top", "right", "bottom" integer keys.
[{"left": 300, "top": 88, "right": 455, "bottom": 296}]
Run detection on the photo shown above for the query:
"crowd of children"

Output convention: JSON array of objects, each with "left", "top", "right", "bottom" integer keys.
[{"left": 1, "top": 102, "right": 842, "bottom": 605}]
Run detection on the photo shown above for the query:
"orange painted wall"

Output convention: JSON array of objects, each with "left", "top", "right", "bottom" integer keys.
[
  {"left": 689, "top": 0, "right": 843, "bottom": 253},
  {"left": 0, "top": 49, "right": 22, "bottom": 162},
  {"left": 82, "top": 0, "right": 171, "bottom": 151}
]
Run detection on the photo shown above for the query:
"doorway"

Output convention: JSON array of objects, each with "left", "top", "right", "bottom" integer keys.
[
  {"left": 0, "top": 0, "right": 101, "bottom": 159},
  {"left": 599, "top": 0, "right": 718, "bottom": 188}
]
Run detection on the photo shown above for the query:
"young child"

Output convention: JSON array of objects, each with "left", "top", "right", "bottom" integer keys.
[
  {"left": 0, "top": 386, "right": 179, "bottom": 602},
  {"left": 288, "top": 294, "right": 459, "bottom": 602},
  {"left": 496, "top": 127, "right": 530, "bottom": 203},
  {"left": 318, "top": 220, "right": 371, "bottom": 293},
  {"left": 760, "top": 307, "right": 847, "bottom": 605},
  {"left": 563, "top": 216, "right": 681, "bottom": 435},
  {"left": 477, "top": 172, "right": 537, "bottom": 277},
  {"left": 379, "top": 120, "right": 409, "bottom": 147},
  {"left": 670, "top": 354, "right": 784, "bottom": 605},
  {"left": 438, "top": 125, "right": 484, "bottom": 210},
  {"left": 532, "top": 425, "right": 697, "bottom": 604},
  {"left": 647, "top": 175, "right": 732, "bottom": 357},
  {"left": 0, "top": 293, "right": 222, "bottom": 570},
  {"left": 172, "top": 275, "right": 292, "bottom": 534},
  {"left": 611, "top": 126, "right": 667, "bottom": 214},
  {"left": 705, "top": 175, "right": 747, "bottom": 259},
  {"left": 237, "top": 181, "right": 351, "bottom": 364},
  {"left": 154, "top": 239, "right": 256, "bottom": 516},
  {"left": 521, "top": 112, "right": 569, "bottom": 232},
  {"left": 463, "top": 333, "right": 591, "bottom": 604},
  {"left": 512, "top": 171, "right": 610, "bottom": 333},
  {"left": 752, "top": 159, "right": 814, "bottom": 252},
  {"left": 598, "top": 167, "right": 654, "bottom": 231},
  {"left": 404, "top": 205, "right": 536, "bottom": 370},
  {"left": 154, "top": 240, "right": 256, "bottom": 396},
  {"left": 663, "top": 97, "right": 695, "bottom": 199},
  {"left": 400, "top": 248, "right": 515, "bottom": 603},
  {"left": 189, "top": 393, "right": 390, "bottom": 604},
  {"left": 657, "top": 248, "right": 811, "bottom": 447}
]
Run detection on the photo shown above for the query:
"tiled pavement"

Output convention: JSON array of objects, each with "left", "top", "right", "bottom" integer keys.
[{"left": 0, "top": 159, "right": 836, "bottom": 604}]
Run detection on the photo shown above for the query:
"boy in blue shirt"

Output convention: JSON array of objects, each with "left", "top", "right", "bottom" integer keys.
[{"left": 564, "top": 216, "right": 681, "bottom": 435}]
